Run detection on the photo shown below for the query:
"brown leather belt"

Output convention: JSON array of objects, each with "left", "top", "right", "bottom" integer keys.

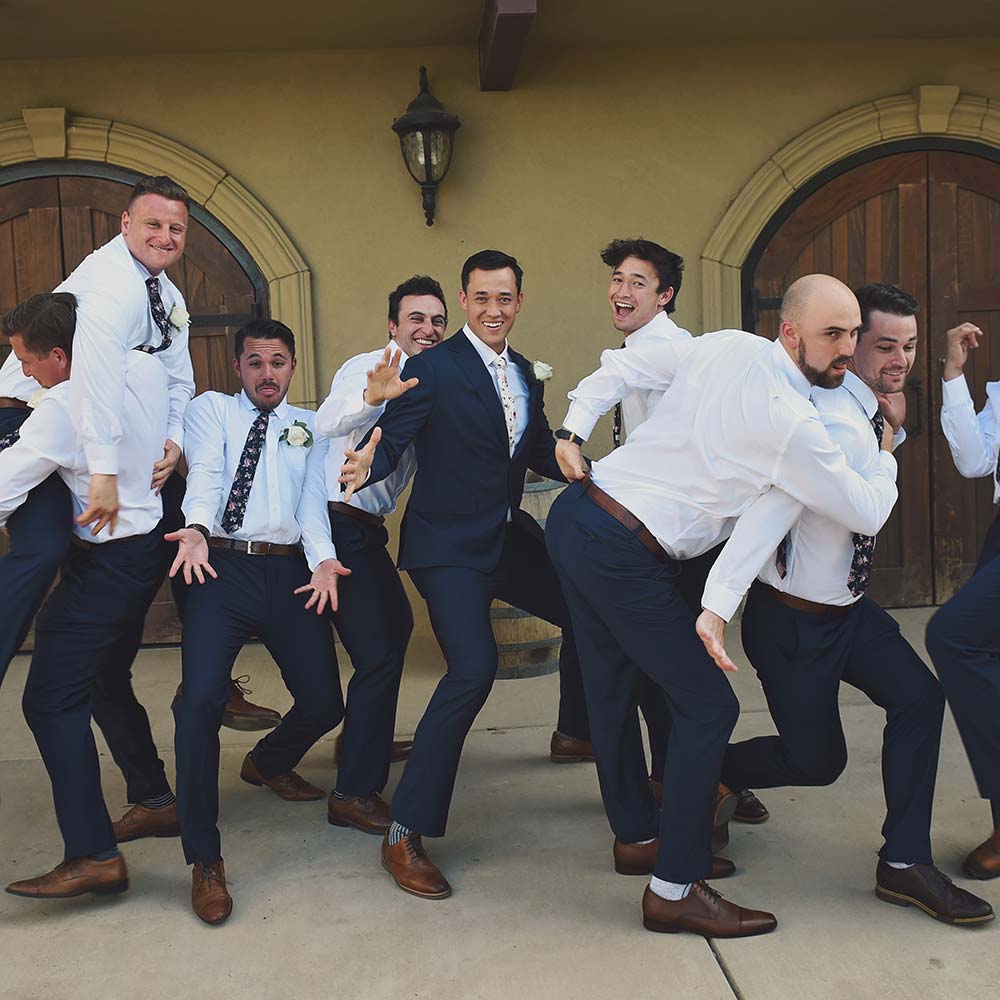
[
  {"left": 757, "top": 582, "right": 853, "bottom": 618},
  {"left": 208, "top": 537, "right": 301, "bottom": 557},
  {"left": 583, "top": 479, "right": 667, "bottom": 563},
  {"left": 328, "top": 500, "right": 385, "bottom": 529}
]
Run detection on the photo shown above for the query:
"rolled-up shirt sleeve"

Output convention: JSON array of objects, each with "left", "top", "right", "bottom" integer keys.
[
  {"left": 940, "top": 375, "right": 998, "bottom": 480},
  {"left": 296, "top": 432, "right": 338, "bottom": 570},
  {"left": 181, "top": 394, "right": 227, "bottom": 530}
]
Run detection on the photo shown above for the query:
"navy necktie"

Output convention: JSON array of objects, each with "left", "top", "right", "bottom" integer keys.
[
  {"left": 136, "top": 276, "right": 173, "bottom": 355},
  {"left": 221, "top": 409, "right": 270, "bottom": 533},
  {"left": 846, "top": 410, "right": 885, "bottom": 597}
]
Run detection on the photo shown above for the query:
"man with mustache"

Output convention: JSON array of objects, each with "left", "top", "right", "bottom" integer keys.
[
  {"left": 545, "top": 274, "right": 899, "bottom": 936},
  {"left": 169, "top": 318, "right": 348, "bottom": 924},
  {"left": 698, "top": 283, "right": 993, "bottom": 927},
  {"left": 315, "top": 275, "right": 447, "bottom": 834}
]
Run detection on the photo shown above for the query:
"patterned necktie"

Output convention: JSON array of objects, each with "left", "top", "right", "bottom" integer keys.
[
  {"left": 221, "top": 409, "right": 270, "bottom": 533},
  {"left": 494, "top": 356, "right": 518, "bottom": 456},
  {"left": 136, "top": 276, "right": 173, "bottom": 355},
  {"left": 612, "top": 341, "right": 625, "bottom": 448},
  {"left": 846, "top": 410, "right": 885, "bottom": 597},
  {"left": 0, "top": 428, "right": 19, "bottom": 451}
]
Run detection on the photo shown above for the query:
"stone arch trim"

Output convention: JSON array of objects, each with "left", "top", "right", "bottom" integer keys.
[
  {"left": 0, "top": 111, "right": 317, "bottom": 406},
  {"left": 700, "top": 87, "right": 1000, "bottom": 331}
]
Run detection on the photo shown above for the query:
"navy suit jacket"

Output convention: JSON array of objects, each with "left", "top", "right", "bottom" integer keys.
[{"left": 359, "top": 330, "right": 566, "bottom": 573}]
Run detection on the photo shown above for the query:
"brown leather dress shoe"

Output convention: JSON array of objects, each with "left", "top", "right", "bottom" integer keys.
[
  {"left": 327, "top": 792, "right": 392, "bottom": 835},
  {"left": 191, "top": 860, "right": 233, "bottom": 925},
  {"left": 113, "top": 801, "right": 180, "bottom": 843},
  {"left": 240, "top": 754, "right": 324, "bottom": 801},
  {"left": 549, "top": 730, "right": 595, "bottom": 763},
  {"left": 613, "top": 838, "right": 735, "bottom": 879},
  {"left": 733, "top": 788, "right": 770, "bottom": 824},
  {"left": 713, "top": 785, "right": 738, "bottom": 853},
  {"left": 173, "top": 677, "right": 282, "bottom": 732},
  {"left": 6, "top": 855, "right": 129, "bottom": 899},
  {"left": 876, "top": 861, "right": 995, "bottom": 925},
  {"left": 381, "top": 833, "right": 452, "bottom": 899},
  {"left": 333, "top": 734, "right": 414, "bottom": 765},
  {"left": 642, "top": 882, "right": 777, "bottom": 938},
  {"left": 963, "top": 826, "right": 1000, "bottom": 880}
]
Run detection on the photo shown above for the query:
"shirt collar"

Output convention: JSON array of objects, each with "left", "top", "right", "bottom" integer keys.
[
  {"left": 463, "top": 324, "right": 511, "bottom": 367},
  {"left": 386, "top": 339, "right": 410, "bottom": 363},
  {"left": 839, "top": 369, "right": 879, "bottom": 420},
  {"left": 771, "top": 337, "right": 812, "bottom": 399},
  {"left": 238, "top": 389, "right": 289, "bottom": 421},
  {"left": 623, "top": 310, "right": 686, "bottom": 347}
]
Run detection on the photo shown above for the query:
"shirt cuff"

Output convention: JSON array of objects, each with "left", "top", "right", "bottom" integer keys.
[
  {"left": 305, "top": 541, "right": 338, "bottom": 572},
  {"left": 166, "top": 423, "right": 184, "bottom": 451},
  {"left": 892, "top": 426, "right": 906, "bottom": 451},
  {"left": 941, "top": 374, "right": 973, "bottom": 409},
  {"left": 184, "top": 504, "right": 218, "bottom": 533},
  {"left": 84, "top": 443, "right": 118, "bottom": 476},
  {"left": 877, "top": 450, "right": 898, "bottom": 479},
  {"left": 563, "top": 400, "right": 601, "bottom": 441},
  {"left": 700, "top": 583, "right": 744, "bottom": 624}
]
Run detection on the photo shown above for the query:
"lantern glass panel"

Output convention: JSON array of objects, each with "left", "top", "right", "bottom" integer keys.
[
  {"left": 426, "top": 130, "right": 454, "bottom": 183},
  {"left": 401, "top": 132, "right": 429, "bottom": 184}
]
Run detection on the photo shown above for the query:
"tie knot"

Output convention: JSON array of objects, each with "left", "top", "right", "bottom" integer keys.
[
  {"left": 494, "top": 356, "right": 507, "bottom": 369},
  {"left": 146, "top": 276, "right": 159, "bottom": 290}
]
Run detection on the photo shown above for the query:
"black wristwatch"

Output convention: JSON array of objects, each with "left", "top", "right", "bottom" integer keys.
[
  {"left": 186, "top": 523, "right": 211, "bottom": 543},
  {"left": 555, "top": 428, "right": 585, "bottom": 446}
]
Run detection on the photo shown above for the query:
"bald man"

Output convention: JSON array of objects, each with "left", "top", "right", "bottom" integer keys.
[{"left": 547, "top": 274, "right": 899, "bottom": 937}]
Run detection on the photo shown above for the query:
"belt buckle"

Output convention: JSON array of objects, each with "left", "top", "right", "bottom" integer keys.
[{"left": 241, "top": 539, "right": 259, "bottom": 556}]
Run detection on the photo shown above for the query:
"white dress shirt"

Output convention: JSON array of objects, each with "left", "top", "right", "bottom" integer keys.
[
  {"left": 0, "top": 352, "right": 39, "bottom": 401},
  {"left": 563, "top": 331, "right": 898, "bottom": 611},
  {"left": 568, "top": 310, "right": 691, "bottom": 440},
  {"left": 315, "top": 342, "right": 418, "bottom": 517},
  {"left": 703, "top": 370, "right": 904, "bottom": 618},
  {"left": 0, "top": 351, "right": 168, "bottom": 542},
  {"left": 60, "top": 234, "right": 195, "bottom": 475},
  {"left": 182, "top": 390, "right": 336, "bottom": 571},
  {"left": 940, "top": 374, "right": 1000, "bottom": 501}
]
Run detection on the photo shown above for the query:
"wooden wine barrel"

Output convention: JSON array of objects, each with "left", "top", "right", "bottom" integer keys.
[{"left": 491, "top": 475, "right": 566, "bottom": 679}]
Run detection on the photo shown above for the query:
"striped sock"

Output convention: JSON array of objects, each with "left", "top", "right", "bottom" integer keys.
[
  {"left": 387, "top": 821, "right": 412, "bottom": 846},
  {"left": 141, "top": 791, "right": 176, "bottom": 810}
]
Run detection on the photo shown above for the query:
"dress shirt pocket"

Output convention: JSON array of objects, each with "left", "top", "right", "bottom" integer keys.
[{"left": 281, "top": 441, "right": 308, "bottom": 492}]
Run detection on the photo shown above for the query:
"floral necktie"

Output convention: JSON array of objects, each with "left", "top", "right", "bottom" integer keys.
[
  {"left": 846, "top": 410, "right": 885, "bottom": 597},
  {"left": 612, "top": 342, "right": 626, "bottom": 448},
  {"left": 136, "top": 276, "right": 173, "bottom": 355},
  {"left": 221, "top": 409, "right": 270, "bottom": 533},
  {"left": 494, "top": 357, "right": 518, "bottom": 456}
]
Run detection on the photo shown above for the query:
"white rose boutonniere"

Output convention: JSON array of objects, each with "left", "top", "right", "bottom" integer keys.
[
  {"left": 26, "top": 388, "right": 48, "bottom": 409},
  {"left": 532, "top": 360, "right": 554, "bottom": 382},
  {"left": 279, "top": 420, "right": 314, "bottom": 448},
  {"left": 168, "top": 304, "right": 191, "bottom": 329}
]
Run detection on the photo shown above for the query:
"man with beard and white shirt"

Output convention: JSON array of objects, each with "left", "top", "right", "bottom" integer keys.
[
  {"left": 316, "top": 275, "right": 447, "bottom": 834},
  {"left": 545, "top": 274, "right": 898, "bottom": 937},
  {"left": 698, "top": 283, "right": 993, "bottom": 928},
  {"left": 1, "top": 293, "right": 172, "bottom": 900}
]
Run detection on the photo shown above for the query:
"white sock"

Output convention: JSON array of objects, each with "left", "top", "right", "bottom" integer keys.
[
  {"left": 649, "top": 876, "right": 692, "bottom": 901},
  {"left": 887, "top": 861, "right": 915, "bottom": 869}
]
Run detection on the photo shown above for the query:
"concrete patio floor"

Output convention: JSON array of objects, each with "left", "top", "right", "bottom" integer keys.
[{"left": 1, "top": 607, "right": 998, "bottom": 1000}]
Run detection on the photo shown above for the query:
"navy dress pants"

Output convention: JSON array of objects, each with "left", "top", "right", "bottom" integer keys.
[
  {"left": 391, "top": 521, "right": 590, "bottom": 837},
  {"left": 329, "top": 509, "right": 413, "bottom": 798},
  {"left": 173, "top": 548, "right": 344, "bottom": 865},
  {"left": 925, "top": 512, "right": 1000, "bottom": 809},
  {"left": 724, "top": 585, "right": 944, "bottom": 863},
  {"left": 0, "top": 407, "right": 73, "bottom": 687},
  {"left": 545, "top": 482, "right": 739, "bottom": 883},
  {"left": 22, "top": 531, "right": 164, "bottom": 860}
]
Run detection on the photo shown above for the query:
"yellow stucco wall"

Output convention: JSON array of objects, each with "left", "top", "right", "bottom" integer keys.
[{"left": 2, "top": 38, "right": 999, "bottom": 638}]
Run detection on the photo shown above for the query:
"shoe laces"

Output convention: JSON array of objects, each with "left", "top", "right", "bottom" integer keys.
[
  {"left": 695, "top": 880, "right": 726, "bottom": 906},
  {"left": 402, "top": 835, "right": 427, "bottom": 862},
  {"left": 232, "top": 674, "right": 253, "bottom": 696},
  {"left": 196, "top": 863, "right": 225, "bottom": 889}
]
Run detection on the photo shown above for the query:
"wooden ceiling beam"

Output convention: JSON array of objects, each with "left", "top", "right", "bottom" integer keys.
[{"left": 478, "top": 0, "right": 537, "bottom": 92}]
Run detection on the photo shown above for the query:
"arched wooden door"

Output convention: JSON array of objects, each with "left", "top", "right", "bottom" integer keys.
[
  {"left": 0, "top": 171, "right": 267, "bottom": 643},
  {"left": 745, "top": 149, "right": 1000, "bottom": 606}
]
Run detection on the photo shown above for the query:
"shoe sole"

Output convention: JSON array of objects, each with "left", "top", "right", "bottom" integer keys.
[
  {"left": 733, "top": 810, "right": 770, "bottom": 825},
  {"left": 962, "top": 862, "right": 1000, "bottom": 881},
  {"left": 222, "top": 715, "right": 281, "bottom": 732},
  {"left": 327, "top": 814, "right": 389, "bottom": 837},
  {"left": 240, "top": 772, "right": 323, "bottom": 801},
  {"left": 114, "top": 825, "right": 181, "bottom": 843},
  {"left": 549, "top": 754, "right": 596, "bottom": 764},
  {"left": 875, "top": 884, "right": 996, "bottom": 925},
  {"left": 642, "top": 915, "right": 776, "bottom": 937},
  {"left": 6, "top": 879, "right": 129, "bottom": 899},
  {"left": 712, "top": 794, "right": 739, "bottom": 852},
  {"left": 381, "top": 860, "right": 452, "bottom": 899}
]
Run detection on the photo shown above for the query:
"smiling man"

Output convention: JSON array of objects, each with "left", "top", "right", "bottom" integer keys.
[
  {"left": 315, "top": 275, "right": 448, "bottom": 835},
  {"left": 339, "top": 250, "right": 591, "bottom": 899}
]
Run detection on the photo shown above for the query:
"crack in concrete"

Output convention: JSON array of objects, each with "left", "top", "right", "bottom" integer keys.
[{"left": 708, "top": 938, "right": 746, "bottom": 1000}]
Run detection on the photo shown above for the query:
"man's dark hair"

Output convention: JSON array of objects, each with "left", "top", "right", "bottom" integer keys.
[
  {"left": 1, "top": 292, "right": 77, "bottom": 358},
  {"left": 388, "top": 275, "right": 448, "bottom": 326},
  {"left": 600, "top": 238, "right": 684, "bottom": 314},
  {"left": 234, "top": 318, "right": 296, "bottom": 359},
  {"left": 127, "top": 174, "right": 192, "bottom": 212},
  {"left": 854, "top": 283, "right": 919, "bottom": 337},
  {"left": 461, "top": 249, "right": 523, "bottom": 294}
]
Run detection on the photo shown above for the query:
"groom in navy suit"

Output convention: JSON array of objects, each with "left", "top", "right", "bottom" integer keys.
[{"left": 341, "top": 249, "right": 590, "bottom": 898}]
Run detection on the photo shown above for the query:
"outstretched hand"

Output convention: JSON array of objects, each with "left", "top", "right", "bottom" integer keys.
[
  {"left": 696, "top": 609, "right": 738, "bottom": 673},
  {"left": 294, "top": 558, "right": 352, "bottom": 614},
  {"left": 943, "top": 322, "right": 983, "bottom": 381},
  {"left": 165, "top": 527, "right": 217, "bottom": 585},
  {"left": 339, "top": 426, "right": 381, "bottom": 502},
  {"left": 364, "top": 346, "right": 420, "bottom": 407}
]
